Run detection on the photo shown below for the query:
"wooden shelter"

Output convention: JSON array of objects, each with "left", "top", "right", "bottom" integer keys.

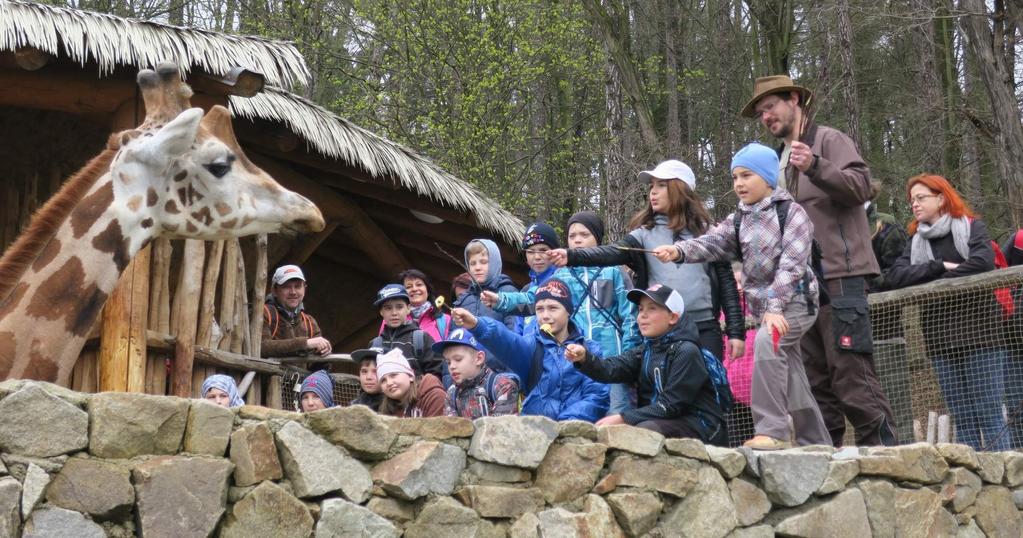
[{"left": 0, "top": 0, "right": 525, "bottom": 406}]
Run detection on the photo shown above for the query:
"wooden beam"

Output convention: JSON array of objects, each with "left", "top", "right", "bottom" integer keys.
[
  {"left": 249, "top": 234, "right": 269, "bottom": 358},
  {"left": 279, "top": 221, "right": 340, "bottom": 267},
  {"left": 147, "top": 331, "right": 284, "bottom": 375},
  {"left": 188, "top": 68, "right": 265, "bottom": 98},
  {"left": 98, "top": 246, "right": 150, "bottom": 392},
  {"left": 171, "top": 240, "right": 205, "bottom": 397},
  {"left": 0, "top": 67, "right": 134, "bottom": 115},
  {"left": 0, "top": 48, "right": 53, "bottom": 71}
]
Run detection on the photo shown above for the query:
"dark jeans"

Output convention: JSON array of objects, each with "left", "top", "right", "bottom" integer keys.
[
  {"left": 696, "top": 320, "right": 724, "bottom": 361},
  {"left": 800, "top": 276, "right": 897, "bottom": 446},
  {"left": 933, "top": 348, "right": 1008, "bottom": 451}
]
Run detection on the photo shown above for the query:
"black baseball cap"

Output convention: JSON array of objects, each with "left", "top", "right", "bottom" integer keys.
[{"left": 626, "top": 284, "right": 685, "bottom": 315}]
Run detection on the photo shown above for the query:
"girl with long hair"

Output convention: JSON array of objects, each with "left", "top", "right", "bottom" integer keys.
[{"left": 376, "top": 349, "right": 446, "bottom": 417}]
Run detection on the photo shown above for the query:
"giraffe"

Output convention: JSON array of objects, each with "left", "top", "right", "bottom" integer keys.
[{"left": 0, "top": 62, "right": 325, "bottom": 385}]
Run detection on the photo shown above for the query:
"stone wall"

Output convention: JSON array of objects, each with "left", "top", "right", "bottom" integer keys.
[{"left": 0, "top": 379, "right": 1021, "bottom": 537}]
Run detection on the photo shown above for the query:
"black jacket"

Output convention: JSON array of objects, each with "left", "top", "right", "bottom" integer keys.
[
  {"left": 373, "top": 322, "right": 442, "bottom": 377},
  {"left": 574, "top": 314, "right": 726, "bottom": 440},
  {"left": 566, "top": 234, "right": 744, "bottom": 340}
]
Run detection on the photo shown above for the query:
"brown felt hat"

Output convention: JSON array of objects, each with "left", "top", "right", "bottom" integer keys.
[{"left": 741, "top": 75, "right": 812, "bottom": 118}]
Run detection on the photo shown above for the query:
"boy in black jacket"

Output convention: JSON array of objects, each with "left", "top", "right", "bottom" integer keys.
[
  {"left": 566, "top": 284, "right": 727, "bottom": 444},
  {"left": 371, "top": 284, "right": 443, "bottom": 378}
]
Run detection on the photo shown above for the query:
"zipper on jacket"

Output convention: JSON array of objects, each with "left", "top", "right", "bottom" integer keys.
[{"left": 838, "top": 222, "right": 852, "bottom": 273}]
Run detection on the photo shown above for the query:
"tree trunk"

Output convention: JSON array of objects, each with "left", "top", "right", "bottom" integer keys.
[
  {"left": 664, "top": 0, "right": 682, "bottom": 156},
  {"left": 746, "top": 0, "right": 796, "bottom": 75},
  {"left": 910, "top": 0, "right": 946, "bottom": 172},
  {"left": 836, "top": 0, "right": 861, "bottom": 147}
]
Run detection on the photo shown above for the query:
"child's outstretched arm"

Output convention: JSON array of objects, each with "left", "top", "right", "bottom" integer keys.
[
  {"left": 767, "top": 204, "right": 815, "bottom": 314},
  {"left": 651, "top": 214, "right": 739, "bottom": 264},
  {"left": 453, "top": 308, "right": 534, "bottom": 383}
]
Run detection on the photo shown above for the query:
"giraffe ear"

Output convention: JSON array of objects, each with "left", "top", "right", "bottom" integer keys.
[{"left": 135, "top": 108, "right": 203, "bottom": 164}]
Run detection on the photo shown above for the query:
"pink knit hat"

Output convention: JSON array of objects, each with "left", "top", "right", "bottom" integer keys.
[{"left": 375, "top": 348, "right": 414, "bottom": 380}]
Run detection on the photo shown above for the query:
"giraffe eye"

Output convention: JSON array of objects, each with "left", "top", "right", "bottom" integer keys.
[{"left": 203, "top": 157, "right": 233, "bottom": 178}]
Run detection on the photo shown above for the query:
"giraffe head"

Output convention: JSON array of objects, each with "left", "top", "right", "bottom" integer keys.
[{"left": 108, "top": 63, "right": 324, "bottom": 246}]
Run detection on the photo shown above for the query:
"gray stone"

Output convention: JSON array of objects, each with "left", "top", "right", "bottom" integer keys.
[
  {"left": 464, "top": 460, "right": 532, "bottom": 484},
  {"left": 457, "top": 485, "right": 545, "bottom": 518},
  {"left": 405, "top": 496, "right": 500, "bottom": 538},
  {"left": 469, "top": 415, "right": 559, "bottom": 469},
  {"left": 182, "top": 400, "right": 234, "bottom": 456},
  {"left": 936, "top": 443, "right": 979, "bottom": 470},
  {"left": 816, "top": 459, "right": 860, "bottom": 495},
  {"left": 664, "top": 437, "right": 710, "bottom": 461},
  {"left": 371, "top": 440, "right": 465, "bottom": 500},
  {"left": 772, "top": 489, "right": 871, "bottom": 538},
  {"left": 1, "top": 454, "right": 64, "bottom": 480},
  {"left": 536, "top": 495, "right": 624, "bottom": 538},
  {"left": 0, "top": 384, "right": 88, "bottom": 457},
  {"left": 736, "top": 446, "right": 761, "bottom": 477},
  {"left": 509, "top": 512, "right": 540, "bottom": 538},
  {"left": 1015, "top": 488, "right": 1023, "bottom": 510},
  {"left": 316, "top": 498, "right": 401, "bottom": 538},
  {"left": 705, "top": 446, "right": 747, "bottom": 479},
  {"left": 46, "top": 458, "right": 134, "bottom": 520},
  {"left": 1003, "top": 452, "right": 1023, "bottom": 487},
  {"left": 974, "top": 486, "right": 1023, "bottom": 538},
  {"left": 856, "top": 478, "right": 895, "bottom": 538},
  {"left": 367, "top": 497, "right": 415, "bottom": 524},
  {"left": 275, "top": 421, "right": 372, "bottom": 502},
  {"left": 22, "top": 507, "right": 104, "bottom": 538},
  {"left": 758, "top": 451, "right": 829, "bottom": 507},
  {"left": 957, "top": 520, "right": 986, "bottom": 538},
  {"left": 894, "top": 486, "right": 958, "bottom": 538},
  {"left": 534, "top": 442, "right": 606, "bottom": 503},
  {"left": 726, "top": 525, "right": 775, "bottom": 538},
  {"left": 238, "top": 405, "right": 302, "bottom": 422},
  {"left": 558, "top": 420, "right": 597, "bottom": 440},
  {"left": 597, "top": 424, "right": 664, "bottom": 456},
  {"left": 661, "top": 465, "right": 737, "bottom": 538},
  {"left": 976, "top": 451, "right": 1005, "bottom": 484},
  {"left": 220, "top": 481, "right": 313, "bottom": 538},
  {"left": 0, "top": 380, "right": 88, "bottom": 407},
  {"left": 943, "top": 467, "right": 982, "bottom": 513},
  {"left": 88, "top": 392, "right": 189, "bottom": 458},
  {"left": 132, "top": 455, "right": 232, "bottom": 538},
  {"left": 230, "top": 422, "right": 283, "bottom": 487},
  {"left": 305, "top": 405, "right": 397, "bottom": 458},
  {"left": 729, "top": 477, "right": 771, "bottom": 527},
  {"left": 856, "top": 443, "right": 949, "bottom": 484},
  {"left": 0, "top": 477, "right": 21, "bottom": 538},
  {"left": 389, "top": 416, "right": 475, "bottom": 439},
  {"left": 606, "top": 490, "right": 662, "bottom": 537},
  {"left": 610, "top": 453, "right": 700, "bottom": 497},
  {"left": 20, "top": 463, "right": 50, "bottom": 520}
]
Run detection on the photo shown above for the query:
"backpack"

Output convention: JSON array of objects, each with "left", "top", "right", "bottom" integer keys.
[
  {"left": 264, "top": 304, "right": 314, "bottom": 338},
  {"left": 371, "top": 330, "right": 426, "bottom": 359},
  {"left": 968, "top": 218, "right": 1014, "bottom": 318},
  {"left": 699, "top": 348, "right": 735, "bottom": 414},
  {"left": 734, "top": 199, "right": 829, "bottom": 310}
]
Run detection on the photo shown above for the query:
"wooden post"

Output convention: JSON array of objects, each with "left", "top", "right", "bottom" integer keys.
[
  {"left": 171, "top": 240, "right": 205, "bottom": 397},
  {"left": 145, "top": 238, "right": 172, "bottom": 395},
  {"left": 218, "top": 239, "right": 240, "bottom": 351},
  {"left": 196, "top": 240, "right": 225, "bottom": 348},
  {"left": 267, "top": 375, "right": 283, "bottom": 410},
  {"left": 926, "top": 411, "right": 938, "bottom": 444},
  {"left": 98, "top": 245, "right": 151, "bottom": 392},
  {"left": 249, "top": 233, "right": 268, "bottom": 358},
  {"left": 937, "top": 415, "right": 951, "bottom": 444}
]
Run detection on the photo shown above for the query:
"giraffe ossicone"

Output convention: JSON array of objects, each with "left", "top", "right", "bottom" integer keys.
[{"left": 0, "top": 62, "right": 325, "bottom": 384}]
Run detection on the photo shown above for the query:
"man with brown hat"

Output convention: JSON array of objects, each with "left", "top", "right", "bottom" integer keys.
[{"left": 743, "top": 75, "right": 897, "bottom": 447}]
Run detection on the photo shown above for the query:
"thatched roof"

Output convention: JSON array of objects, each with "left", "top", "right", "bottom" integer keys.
[
  {"left": 230, "top": 88, "right": 523, "bottom": 243},
  {"left": 1, "top": 0, "right": 308, "bottom": 89}
]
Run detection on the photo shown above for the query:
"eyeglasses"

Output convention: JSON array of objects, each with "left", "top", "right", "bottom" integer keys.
[
  {"left": 753, "top": 98, "right": 784, "bottom": 119},
  {"left": 909, "top": 193, "right": 940, "bottom": 205}
]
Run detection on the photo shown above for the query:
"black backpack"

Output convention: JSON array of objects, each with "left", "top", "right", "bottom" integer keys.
[{"left": 733, "top": 199, "right": 829, "bottom": 310}]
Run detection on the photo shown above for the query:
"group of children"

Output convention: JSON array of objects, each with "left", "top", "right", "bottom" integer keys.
[{"left": 201, "top": 141, "right": 828, "bottom": 450}]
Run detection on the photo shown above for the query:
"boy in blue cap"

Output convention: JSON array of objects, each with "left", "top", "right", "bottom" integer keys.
[
  {"left": 434, "top": 328, "right": 520, "bottom": 418},
  {"left": 370, "top": 284, "right": 442, "bottom": 378}
]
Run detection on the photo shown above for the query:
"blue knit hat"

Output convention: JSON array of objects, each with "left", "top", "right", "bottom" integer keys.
[
  {"left": 731, "top": 143, "right": 779, "bottom": 188},
  {"left": 300, "top": 370, "right": 335, "bottom": 409}
]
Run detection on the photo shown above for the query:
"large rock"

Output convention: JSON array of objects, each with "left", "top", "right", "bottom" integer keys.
[
  {"left": 816, "top": 459, "right": 860, "bottom": 495},
  {"left": 0, "top": 379, "right": 88, "bottom": 407},
  {"left": 132, "top": 456, "right": 232, "bottom": 538},
  {"left": 509, "top": 512, "right": 541, "bottom": 538},
  {"left": 597, "top": 425, "right": 663, "bottom": 456},
  {"left": 463, "top": 461, "right": 531, "bottom": 484},
  {"left": 371, "top": 440, "right": 465, "bottom": 500},
  {"left": 88, "top": 393, "right": 189, "bottom": 458},
  {"left": 974, "top": 486, "right": 1023, "bottom": 538},
  {"left": 1003, "top": 452, "right": 1023, "bottom": 487},
  {"left": 220, "top": 481, "right": 313, "bottom": 538},
  {"left": 772, "top": 489, "right": 871, "bottom": 538},
  {"left": 558, "top": 420, "right": 597, "bottom": 440},
  {"left": 894, "top": 487, "right": 957, "bottom": 538},
  {"left": 727, "top": 525, "right": 775, "bottom": 538},
  {"left": 957, "top": 521, "right": 985, "bottom": 538},
  {"left": 943, "top": 467, "right": 982, "bottom": 513},
  {"left": 663, "top": 438, "right": 710, "bottom": 461},
  {"left": 536, "top": 495, "right": 624, "bottom": 538},
  {"left": 976, "top": 452, "right": 1004, "bottom": 484},
  {"left": 469, "top": 415, "right": 558, "bottom": 469},
  {"left": 856, "top": 443, "right": 949, "bottom": 484},
  {"left": 316, "top": 498, "right": 401, "bottom": 538},
  {"left": 729, "top": 477, "right": 771, "bottom": 527},
  {"left": 456, "top": 485, "right": 545, "bottom": 518},
  {"left": 758, "top": 451, "right": 829, "bottom": 506},
  {"left": 0, "top": 477, "right": 20, "bottom": 537},
  {"left": 305, "top": 405, "right": 397, "bottom": 458},
  {"left": 390, "top": 416, "right": 475, "bottom": 439},
  {"left": 661, "top": 466, "right": 737, "bottom": 538},
  {"left": 229, "top": 423, "right": 283, "bottom": 487},
  {"left": 0, "top": 383, "right": 88, "bottom": 457},
  {"left": 238, "top": 405, "right": 301, "bottom": 421},
  {"left": 606, "top": 490, "right": 662, "bottom": 537},
  {"left": 936, "top": 443, "right": 979, "bottom": 470},
  {"left": 534, "top": 442, "right": 606, "bottom": 503},
  {"left": 22, "top": 507, "right": 104, "bottom": 538},
  {"left": 609, "top": 454, "right": 699, "bottom": 497},
  {"left": 855, "top": 478, "right": 895, "bottom": 538},
  {"left": 367, "top": 497, "right": 415, "bottom": 524},
  {"left": 182, "top": 400, "right": 234, "bottom": 456},
  {"left": 46, "top": 458, "right": 134, "bottom": 519},
  {"left": 405, "top": 496, "right": 500, "bottom": 538},
  {"left": 705, "top": 446, "right": 746, "bottom": 479},
  {"left": 20, "top": 463, "right": 50, "bottom": 520},
  {"left": 275, "top": 421, "right": 372, "bottom": 502}
]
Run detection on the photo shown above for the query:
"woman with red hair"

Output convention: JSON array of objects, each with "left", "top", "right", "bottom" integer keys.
[{"left": 885, "top": 174, "right": 1008, "bottom": 450}]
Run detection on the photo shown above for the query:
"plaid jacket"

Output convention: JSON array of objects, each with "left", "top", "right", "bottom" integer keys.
[{"left": 673, "top": 190, "right": 819, "bottom": 318}]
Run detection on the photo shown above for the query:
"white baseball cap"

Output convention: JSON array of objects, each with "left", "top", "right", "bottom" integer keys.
[
  {"left": 272, "top": 265, "right": 306, "bottom": 286},
  {"left": 638, "top": 160, "right": 696, "bottom": 191}
]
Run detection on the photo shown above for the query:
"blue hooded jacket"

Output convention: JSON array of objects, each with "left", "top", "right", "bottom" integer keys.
[
  {"left": 469, "top": 316, "right": 609, "bottom": 422},
  {"left": 457, "top": 238, "right": 522, "bottom": 333}
]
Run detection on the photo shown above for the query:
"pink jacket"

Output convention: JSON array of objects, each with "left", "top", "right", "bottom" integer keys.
[{"left": 378, "top": 305, "right": 451, "bottom": 342}]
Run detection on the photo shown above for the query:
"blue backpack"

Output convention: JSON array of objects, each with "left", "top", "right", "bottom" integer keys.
[{"left": 699, "top": 348, "right": 734, "bottom": 414}]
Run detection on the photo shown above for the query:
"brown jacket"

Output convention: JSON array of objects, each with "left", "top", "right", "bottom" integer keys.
[
  {"left": 385, "top": 374, "right": 447, "bottom": 418},
  {"left": 261, "top": 301, "right": 323, "bottom": 357},
  {"left": 784, "top": 124, "right": 880, "bottom": 280}
]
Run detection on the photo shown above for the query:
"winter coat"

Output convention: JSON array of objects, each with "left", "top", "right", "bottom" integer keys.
[
  {"left": 779, "top": 123, "right": 880, "bottom": 280},
  {"left": 376, "top": 304, "right": 452, "bottom": 343},
  {"left": 261, "top": 296, "right": 324, "bottom": 357},
  {"left": 500, "top": 265, "right": 559, "bottom": 334},
  {"left": 351, "top": 391, "right": 383, "bottom": 409},
  {"left": 574, "top": 314, "right": 726, "bottom": 439},
  {"left": 868, "top": 217, "right": 909, "bottom": 291},
  {"left": 445, "top": 366, "right": 520, "bottom": 419},
  {"left": 383, "top": 374, "right": 447, "bottom": 418},
  {"left": 493, "top": 265, "right": 641, "bottom": 356},
  {"left": 457, "top": 237, "right": 523, "bottom": 333},
  {"left": 372, "top": 322, "right": 442, "bottom": 378},
  {"left": 470, "top": 317, "right": 609, "bottom": 422}
]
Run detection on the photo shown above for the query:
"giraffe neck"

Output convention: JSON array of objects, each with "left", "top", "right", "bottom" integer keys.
[{"left": 0, "top": 172, "right": 152, "bottom": 384}]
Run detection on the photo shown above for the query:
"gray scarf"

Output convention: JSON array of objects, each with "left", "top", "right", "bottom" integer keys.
[{"left": 910, "top": 214, "right": 971, "bottom": 265}]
